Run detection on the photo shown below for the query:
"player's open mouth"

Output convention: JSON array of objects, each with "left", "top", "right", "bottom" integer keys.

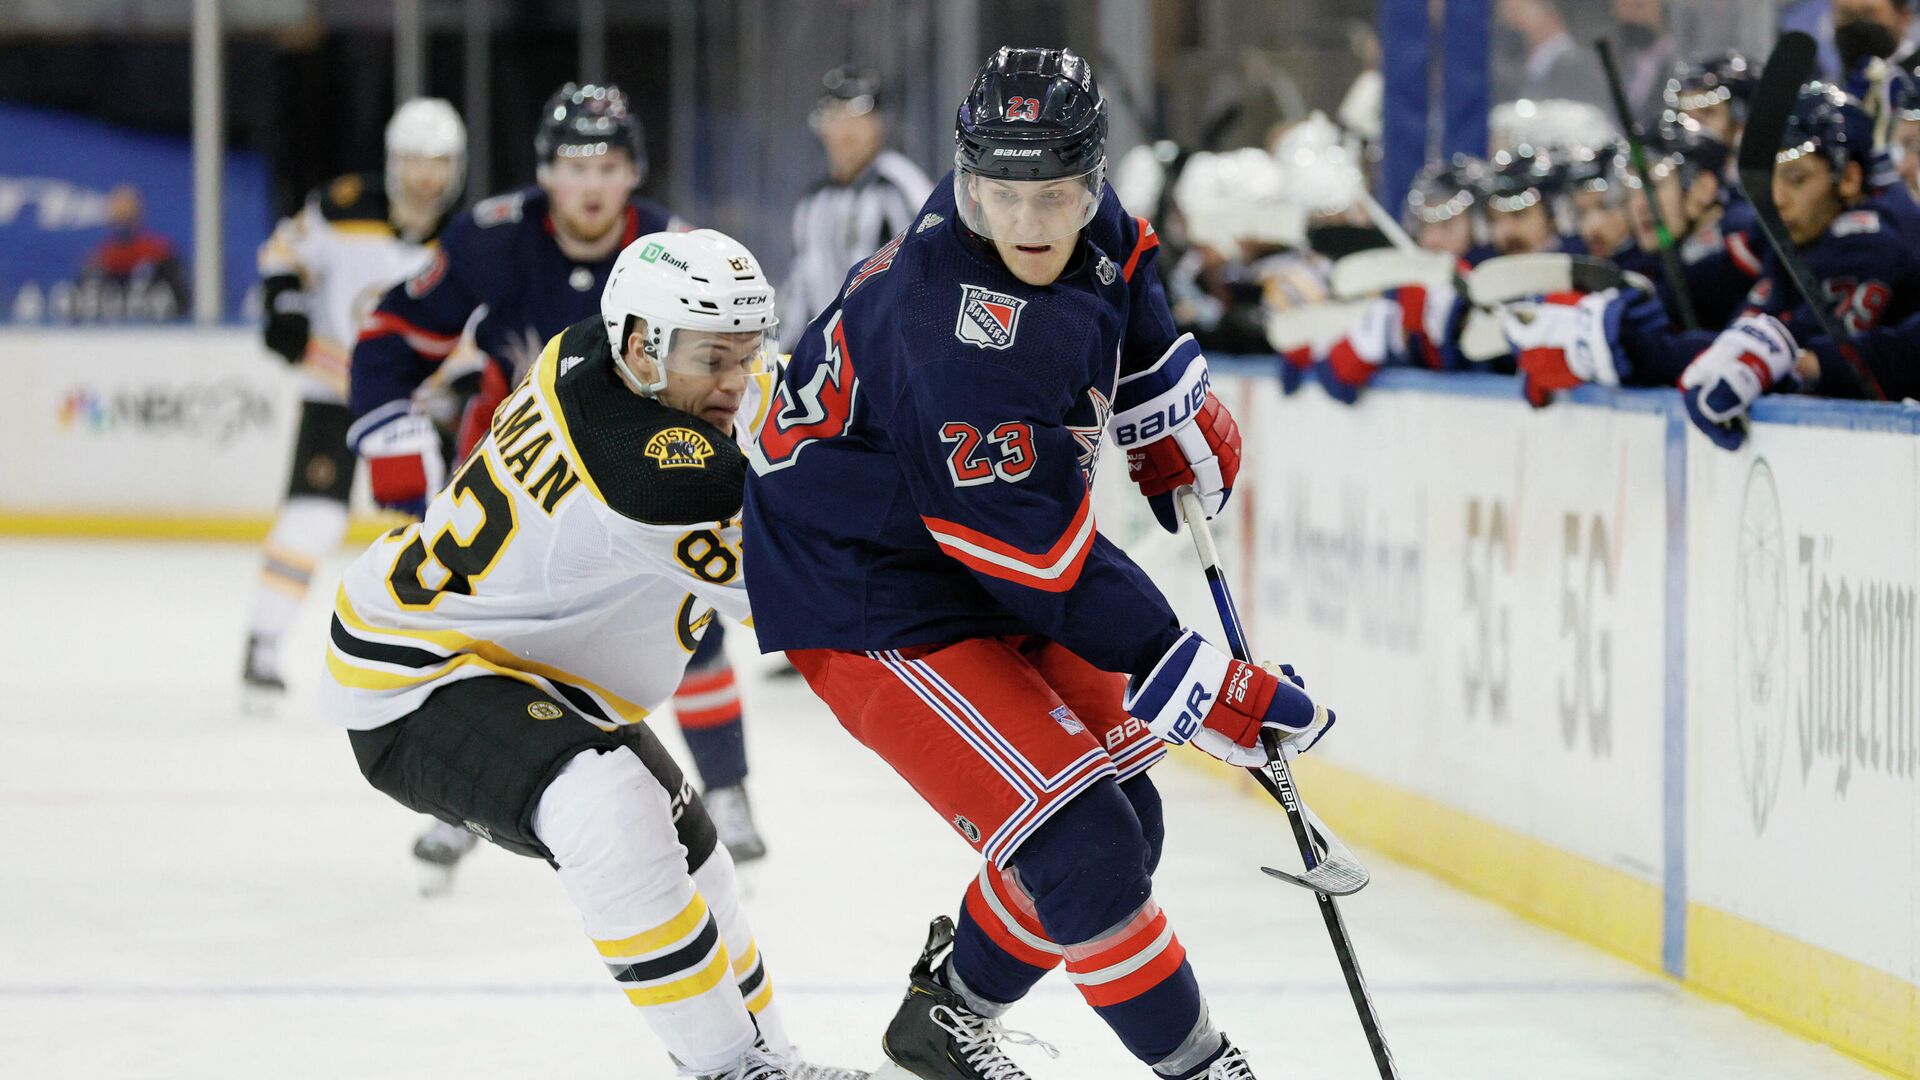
[{"left": 1015, "top": 244, "right": 1051, "bottom": 254}]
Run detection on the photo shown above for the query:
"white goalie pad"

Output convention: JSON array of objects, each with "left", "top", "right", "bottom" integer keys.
[
  {"left": 1330, "top": 248, "right": 1458, "bottom": 300},
  {"left": 1264, "top": 300, "right": 1372, "bottom": 353}
]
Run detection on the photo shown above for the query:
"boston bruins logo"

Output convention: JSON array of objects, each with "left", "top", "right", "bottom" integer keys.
[
  {"left": 526, "top": 701, "right": 564, "bottom": 720},
  {"left": 645, "top": 427, "right": 715, "bottom": 469}
]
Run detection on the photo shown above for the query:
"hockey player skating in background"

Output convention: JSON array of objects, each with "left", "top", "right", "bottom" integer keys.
[
  {"left": 324, "top": 229, "right": 863, "bottom": 1080},
  {"left": 743, "top": 48, "right": 1337, "bottom": 1080},
  {"left": 348, "top": 83, "right": 768, "bottom": 887},
  {"left": 244, "top": 97, "right": 465, "bottom": 699}
]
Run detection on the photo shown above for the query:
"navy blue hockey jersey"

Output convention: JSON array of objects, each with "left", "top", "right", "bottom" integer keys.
[
  {"left": 1626, "top": 203, "right": 1920, "bottom": 385},
  {"left": 349, "top": 185, "right": 679, "bottom": 422},
  {"left": 741, "top": 176, "right": 1188, "bottom": 677}
]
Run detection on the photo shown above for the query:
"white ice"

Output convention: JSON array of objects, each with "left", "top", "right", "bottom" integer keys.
[{"left": 0, "top": 537, "right": 1878, "bottom": 1079}]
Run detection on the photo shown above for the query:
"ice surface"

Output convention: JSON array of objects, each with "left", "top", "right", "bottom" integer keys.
[{"left": 0, "top": 537, "right": 1876, "bottom": 1079}]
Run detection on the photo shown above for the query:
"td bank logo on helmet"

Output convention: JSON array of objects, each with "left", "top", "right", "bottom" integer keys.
[{"left": 636, "top": 241, "right": 691, "bottom": 273}]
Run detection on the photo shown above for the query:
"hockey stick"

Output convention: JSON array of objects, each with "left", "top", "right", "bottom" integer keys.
[
  {"left": 1596, "top": 38, "right": 1703, "bottom": 331},
  {"left": 1175, "top": 487, "right": 1399, "bottom": 1079},
  {"left": 1738, "top": 31, "right": 1889, "bottom": 401}
]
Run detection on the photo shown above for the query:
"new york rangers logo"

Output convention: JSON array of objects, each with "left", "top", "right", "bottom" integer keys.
[{"left": 955, "top": 285, "right": 1026, "bottom": 351}]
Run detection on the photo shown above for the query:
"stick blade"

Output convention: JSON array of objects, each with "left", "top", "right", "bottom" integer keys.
[{"left": 1263, "top": 855, "right": 1370, "bottom": 896}]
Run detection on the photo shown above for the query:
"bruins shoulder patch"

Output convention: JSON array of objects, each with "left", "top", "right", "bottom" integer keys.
[{"left": 644, "top": 427, "right": 715, "bottom": 469}]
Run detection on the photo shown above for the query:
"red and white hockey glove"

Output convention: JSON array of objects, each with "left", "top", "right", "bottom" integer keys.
[
  {"left": 1112, "top": 336, "right": 1242, "bottom": 533},
  {"left": 1502, "top": 289, "right": 1631, "bottom": 408},
  {"left": 349, "top": 406, "right": 446, "bottom": 517},
  {"left": 1124, "top": 630, "right": 1335, "bottom": 767},
  {"left": 1316, "top": 296, "right": 1399, "bottom": 406}
]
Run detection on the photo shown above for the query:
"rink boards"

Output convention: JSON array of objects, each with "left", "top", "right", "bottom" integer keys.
[
  {"left": 1091, "top": 363, "right": 1920, "bottom": 1079},
  {"left": 0, "top": 327, "right": 398, "bottom": 541},
  {"left": 1, "top": 328, "right": 1917, "bottom": 1076}
]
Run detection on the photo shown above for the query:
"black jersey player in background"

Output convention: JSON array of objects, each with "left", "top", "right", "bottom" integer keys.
[{"left": 346, "top": 82, "right": 770, "bottom": 892}]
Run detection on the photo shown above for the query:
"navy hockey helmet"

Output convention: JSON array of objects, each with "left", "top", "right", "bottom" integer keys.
[
  {"left": 1664, "top": 50, "right": 1760, "bottom": 121},
  {"left": 1778, "top": 82, "right": 1874, "bottom": 176},
  {"left": 1485, "top": 145, "right": 1561, "bottom": 214},
  {"left": 1653, "top": 111, "right": 1731, "bottom": 188},
  {"left": 953, "top": 46, "right": 1108, "bottom": 244},
  {"left": 1562, "top": 143, "right": 1629, "bottom": 197},
  {"left": 1405, "top": 154, "right": 1483, "bottom": 227},
  {"left": 537, "top": 83, "right": 647, "bottom": 180}
]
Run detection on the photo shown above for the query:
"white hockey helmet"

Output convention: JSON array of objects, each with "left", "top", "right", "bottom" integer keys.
[
  {"left": 1173, "top": 147, "right": 1302, "bottom": 253},
  {"left": 601, "top": 229, "right": 779, "bottom": 396},
  {"left": 385, "top": 97, "right": 467, "bottom": 211}
]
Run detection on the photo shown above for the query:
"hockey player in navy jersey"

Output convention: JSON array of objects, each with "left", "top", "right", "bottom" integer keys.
[
  {"left": 347, "top": 82, "right": 768, "bottom": 886},
  {"left": 1506, "top": 83, "right": 1920, "bottom": 429},
  {"left": 743, "top": 48, "right": 1335, "bottom": 1080}
]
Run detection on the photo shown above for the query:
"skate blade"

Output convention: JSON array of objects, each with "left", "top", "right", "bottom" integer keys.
[{"left": 867, "top": 1063, "right": 922, "bottom": 1080}]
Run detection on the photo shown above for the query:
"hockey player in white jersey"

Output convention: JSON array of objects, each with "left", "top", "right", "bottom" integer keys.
[
  {"left": 244, "top": 97, "right": 466, "bottom": 696},
  {"left": 322, "top": 229, "right": 863, "bottom": 1080}
]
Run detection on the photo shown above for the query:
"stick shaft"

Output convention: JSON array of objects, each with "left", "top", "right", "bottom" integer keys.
[
  {"left": 1596, "top": 37, "right": 1701, "bottom": 331},
  {"left": 1175, "top": 489, "right": 1400, "bottom": 1079}
]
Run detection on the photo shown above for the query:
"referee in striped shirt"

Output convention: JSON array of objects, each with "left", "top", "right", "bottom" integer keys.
[{"left": 782, "top": 67, "right": 933, "bottom": 347}]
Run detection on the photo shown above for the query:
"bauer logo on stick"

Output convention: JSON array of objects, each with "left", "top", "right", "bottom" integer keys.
[
  {"left": 955, "top": 284, "right": 1026, "bottom": 350},
  {"left": 645, "top": 427, "right": 715, "bottom": 469}
]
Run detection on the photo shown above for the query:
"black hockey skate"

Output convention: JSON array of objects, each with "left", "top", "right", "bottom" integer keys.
[
  {"left": 1199, "top": 1043, "right": 1256, "bottom": 1079},
  {"left": 880, "top": 916, "right": 1056, "bottom": 1080}
]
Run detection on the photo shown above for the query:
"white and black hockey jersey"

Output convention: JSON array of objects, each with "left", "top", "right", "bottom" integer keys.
[
  {"left": 321, "top": 316, "right": 774, "bottom": 732},
  {"left": 781, "top": 149, "right": 932, "bottom": 347},
  {"left": 259, "top": 172, "right": 452, "bottom": 403}
]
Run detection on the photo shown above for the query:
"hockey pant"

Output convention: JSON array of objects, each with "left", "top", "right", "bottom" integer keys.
[
  {"left": 790, "top": 637, "right": 1227, "bottom": 1077},
  {"left": 348, "top": 675, "right": 784, "bottom": 1074}
]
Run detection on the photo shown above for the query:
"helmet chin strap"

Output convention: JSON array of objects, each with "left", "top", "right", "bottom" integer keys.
[{"left": 612, "top": 326, "right": 668, "bottom": 398}]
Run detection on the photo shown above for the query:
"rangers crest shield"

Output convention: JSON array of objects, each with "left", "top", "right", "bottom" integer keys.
[{"left": 955, "top": 285, "right": 1027, "bottom": 350}]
